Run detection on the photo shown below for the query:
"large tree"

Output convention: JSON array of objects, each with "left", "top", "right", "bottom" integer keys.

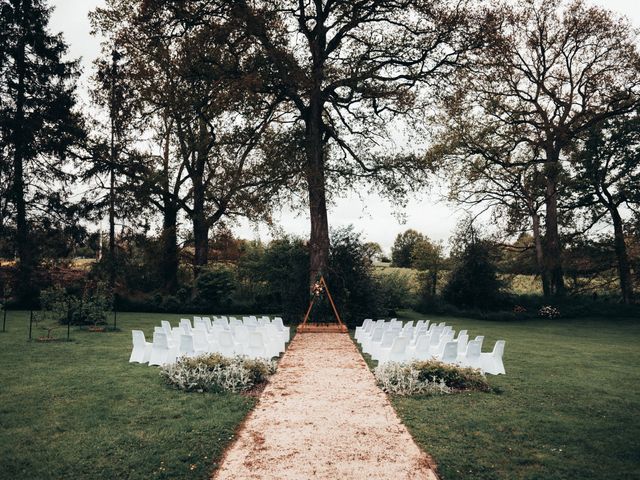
[
  {"left": 443, "top": 0, "right": 640, "bottom": 296},
  {"left": 572, "top": 110, "right": 640, "bottom": 303},
  {"left": 92, "top": 0, "right": 296, "bottom": 278},
  {"left": 198, "top": 0, "right": 490, "bottom": 283},
  {"left": 0, "top": 0, "right": 85, "bottom": 301}
]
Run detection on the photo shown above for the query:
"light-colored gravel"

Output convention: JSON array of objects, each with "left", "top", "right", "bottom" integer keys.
[{"left": 213, "top": 332, "right": 438, "bottom": 480}]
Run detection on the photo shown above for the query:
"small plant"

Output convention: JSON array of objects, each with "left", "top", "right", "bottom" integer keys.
[
  {"left": 538, "top": 305, "right": 560, "bottom": 319},
  {"left": 160, "top": 354, "right": 277, "bottom": 393},
  {"left": 513, "top": 305, "right": 527, "bottom": 313},
  {"left": 374, "top": 360, "right": 491, "bottom": 396},
  {"left": 374, "top": 362, "right": 452, "bottom": 396}
]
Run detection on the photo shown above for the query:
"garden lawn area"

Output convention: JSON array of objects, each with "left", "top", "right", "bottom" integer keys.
[
  {"left": 0, "top": 311, "right": 256, "bottom": 480},
  {"left": 375, "top": 311, "right": 640, "bottom": 480}
]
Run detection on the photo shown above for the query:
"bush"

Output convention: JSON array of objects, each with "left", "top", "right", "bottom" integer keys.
[
  {"left": 160, "top": 354, "right": 277, "bottom": 393},
  {"left": 40, "top": 282, "right": 110, "bottom": 326},
  {"left": 375, "top": 272, "right": 414, "bottom": 315},
  {"left": 443, "top": 240, "right": 504, "bottom": 310},
  {"left": 374, "top": 362, "right": 451, "bottom": 396},
  {"left": 412, "top": 360, "right": 491, "bottom": 391},
  {"left": 194, "top": 267, "right": 236, "bottom": 309},
  {"left": 374, "top": 360, "right": 491, "bottom": 396}
]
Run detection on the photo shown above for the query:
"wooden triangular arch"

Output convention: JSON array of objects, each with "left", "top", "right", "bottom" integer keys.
[{"left": 298, "top": 275, "right": 347, "bottom": 333}]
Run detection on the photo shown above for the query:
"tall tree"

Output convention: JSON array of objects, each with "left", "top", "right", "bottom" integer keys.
[
  {"left": 92, "top": 0, "right": 296, "bottom": 277},
  {"left": 205, "top": 0, "right": 490, "bottom": 283},
  {"left": 444, "top": 0, "right": 640, "bottom": 296},
  {"left": 391, "top": 229, "right": 425, "bottom": 268},
  {"left": 572, "top": 110, "right": 640, "bottom": 303},
  {"left": 0, "top": 0, "right": 85, "bottom": 301}
]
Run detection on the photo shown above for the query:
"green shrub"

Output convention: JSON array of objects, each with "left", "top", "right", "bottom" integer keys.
[
  {"left": 375, "top": 271, "right": 414, "bottom": 315},
  {"left": 160, "top": 354, "right": 277, "bottom": 393},
  {"left": 412, "top": 360, "right": 491, "bottom": 392},
  {"left": 40, "top": 282, "right": 110, "bottom": 326},
  {"left": 194, "top": 267, "right": 236, "bottom": 308},
  {"left": 443, "top": 240, "right": 504, "bottom": 310}
]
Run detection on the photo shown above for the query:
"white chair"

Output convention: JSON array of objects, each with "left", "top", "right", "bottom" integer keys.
[
  {"left": 272, "top": 317, "right": 290, "bottom": 342},
  {"left": 372, "top": 330, "right": 398, "bottom": 361},
  {"left": 263, "top": 324, "right": 285, "bottom": 354},
  {"left": 161, "top": 320, "right": 172, "bottom": 335},
  {"left": 149, "top": 332, "right": 170, "bottom": 366},
  {"left": 129, "top": 330, "right": 152, "bottom": 363},
  {"left": 459, "top": 340, "right": 483, "bottom": 370},
  {"left": 379, "top": 336, "right": 410, "bottom": 364},
  {"left": 355, "top": 319, "right": 372, "bottom": 341},
  {"left": 179, "top": 334, "right": 196, "bottom": 358},
  {"left": 216, "top": 331, "right": 236, "bottom": 357},
  {"left": 481, "top": 340, "right": 506, "bottom": 375},
  {"left": 362, "top": 326, "right": 385, "bottom": 355},
  {"left": 192, "top": 331, "right": 210, "bottom": 355},
  {"left": 246, "top": 331, "right": 268, "bottom": 359},
  {"left": 440, "top": 341, "right": 459, "bottom": 364},
  {"left": 474, "top": 335, "right": 485, "bottom": 350},
  {"left": 408, "top": 334, "right": 431, "bottom": 361},
  {"left": 456, "top": 333, "right": 469, "bottom": 355}
]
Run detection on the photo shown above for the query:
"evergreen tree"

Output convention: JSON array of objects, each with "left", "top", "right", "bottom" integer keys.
[{"left": 0, "top": 0, "right": 85, "bottom": 302}]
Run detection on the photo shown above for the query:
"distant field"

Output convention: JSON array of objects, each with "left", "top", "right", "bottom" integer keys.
[{"left": 373, "top": 264, "right": 618, "bottom": 296}]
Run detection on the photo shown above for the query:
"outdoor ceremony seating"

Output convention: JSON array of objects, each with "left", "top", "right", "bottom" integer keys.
[
  {"left": 129, "top": 330, "right": 152, "bottom": 363},
  {"left": 355, "top": 319, "right": 506, "bottom": 375},
  {"left": 130, "top": 315, "right": 290, "bottom": 367}
]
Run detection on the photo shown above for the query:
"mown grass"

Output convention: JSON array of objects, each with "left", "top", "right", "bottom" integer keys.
[
  {"left": 0, "top": 311, "right": 257, "bottom": 480},
  {"left": 356, "top": 310, "right": 640, "bottom": 480}
]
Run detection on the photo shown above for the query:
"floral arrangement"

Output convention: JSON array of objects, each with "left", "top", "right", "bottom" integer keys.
[
  {"left": 538, "top": 305, "right": 560, "bottom": 319},
  {"left": 160, "top": 354, "right": 277, "bottom": 393},
  {"left": 311, "top": 281, "right": 324, "bottom": 297},
  {"left": 374, "top": 362, "right": 452, "bottom": 396}
]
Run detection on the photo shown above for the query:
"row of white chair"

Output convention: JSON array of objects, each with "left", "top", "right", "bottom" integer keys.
[
  {"left": 356, "top": 318, "right": 506, "bottom": 375},
  {"left": 129, "top": 316, "right": 290, "bottom": 366}
]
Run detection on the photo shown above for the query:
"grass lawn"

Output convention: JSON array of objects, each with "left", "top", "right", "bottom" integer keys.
[
  {"left": 359, "top": 310, "right": 640, "bottom": 480},
  {"left": 0, "top": 311, "right": 257, "bottom": 480}
]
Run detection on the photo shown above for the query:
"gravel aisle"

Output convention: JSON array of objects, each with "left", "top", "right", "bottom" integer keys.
[{"left": 213, "top": 332, "right": 438, "bottom": 480}]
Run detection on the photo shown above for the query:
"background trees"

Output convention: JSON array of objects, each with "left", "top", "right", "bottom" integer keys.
[{"left": 438, "top": 0, "right": 640, "bottom": 298}]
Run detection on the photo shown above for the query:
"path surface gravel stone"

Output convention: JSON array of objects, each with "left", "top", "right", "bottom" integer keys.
[{"left": 212, "top": 332, "right": 438, "bottom": 480}]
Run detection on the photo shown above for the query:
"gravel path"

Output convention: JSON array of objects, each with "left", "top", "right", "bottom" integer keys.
[{"left": 213, "top": 332, "right": 438, "bottom": 480}]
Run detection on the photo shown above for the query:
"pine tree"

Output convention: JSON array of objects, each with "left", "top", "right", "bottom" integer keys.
[{"left": 0, "top": 0, "right": 85, "bottom": 303}]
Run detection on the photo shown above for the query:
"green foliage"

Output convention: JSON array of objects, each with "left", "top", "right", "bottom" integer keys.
[
  {"left": 40, "top": 282, "right": 111, "bottom": 326},
  {"left": 327, "top": 226, "right": 381, "bottom": 327},
  {"left": 160, "top": 354, "right": 277, "bottom": 393},
  {"left": 412, "top": 360, "right": 491, "bottom": 392},
  {"left": 375, "top": 271, "right": 414, "bottom": 315},
  {"left": 194, "top": 267, "right": 236, "bottom": 309},
  {"left": 443, "top": 240, "right": 504, "bottom": 310},
  {"left": 391, "top": 229, "right": 425, "bottom": 267}
]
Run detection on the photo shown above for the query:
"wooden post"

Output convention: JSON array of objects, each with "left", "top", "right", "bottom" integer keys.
[{"left": 28, "top": 310, "right": 33, "bottom": 340}]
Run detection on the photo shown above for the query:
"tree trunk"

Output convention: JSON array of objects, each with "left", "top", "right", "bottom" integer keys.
[
  {"left": 609, "top": 205, "right": 634, "bottom": 304},
  {"left": 305, "top": 107, "right": 330, "bottom": 285},
  {"left": 192, "top": 119, "right": 210, "bottom": 277},
  {"left": 13, "top": 12, "right": 34, "bottom": 304},
  {"left": 161, "top": 205, "right": 179, "bottom": 293},
  {"left": 531, "top": 211, "right": 551, "bottom": 297},
  {"left": 192, "top": 178, "right": 209, "bottom": 276},
  {"left": 543, "top": 158, "right": 565, "bottom": 296},
  {"left": 160, "top": 125, "right": 178, "bottom": 293}
]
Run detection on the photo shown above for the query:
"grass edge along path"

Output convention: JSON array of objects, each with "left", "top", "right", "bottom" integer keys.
[{"left": 353, "top": 310, "right": 640, "bottom": 480}]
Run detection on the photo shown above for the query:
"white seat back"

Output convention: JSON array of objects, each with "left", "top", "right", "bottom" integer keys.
[{"left": 441, "top": 341, "right": 458, "bottom": 363}]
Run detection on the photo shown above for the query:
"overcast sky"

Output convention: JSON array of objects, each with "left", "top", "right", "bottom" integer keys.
[{"left": 49, "top": 0, "right": 640, "bottom": 253}]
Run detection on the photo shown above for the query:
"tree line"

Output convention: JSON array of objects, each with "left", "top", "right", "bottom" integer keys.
[{"left": 0, "top": 0, "right": 638, "bottom": 305}]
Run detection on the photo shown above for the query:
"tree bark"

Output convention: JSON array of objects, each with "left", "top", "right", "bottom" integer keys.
[
  {"left": 608, "top": 204, "right": 634, "bottom": 304},
  {"left": 13, "top": 7, "right": 34, "bottom": 303},
  {"left": 543, "top": 157, "right": 565, "bottom": 296},
  {"left": 160, "top": 126, "right": 179, "bottom": 293},
  {"left": 305, "top": 106, "right": 330, "bottom": 285},
  {"left": 191, "top": 119, "right": 210, "bottom": 277},
  {"left": 531, "top": 210, "right": 551, "bottom": 297}
]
